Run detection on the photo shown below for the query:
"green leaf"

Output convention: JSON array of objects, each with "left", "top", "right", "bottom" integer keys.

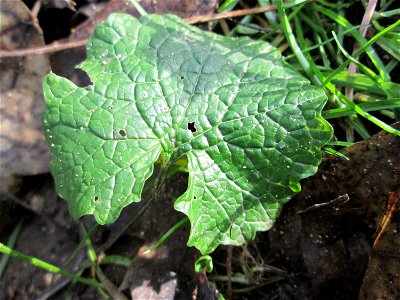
[
  {"left": 195, "top": 255, "right": 214, "bottom": 273},
  {"left": 43, "top": 13, "right": 332, "bottom": 254}
]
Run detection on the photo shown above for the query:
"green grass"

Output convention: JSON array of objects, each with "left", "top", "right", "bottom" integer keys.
[
  {"left": 0, "top": 243, "right": 103, "bottom": 289},
  {"left": 213, "top": 2, "right": 399, "bottom": 296},
  {"left": 0, "top": 220, "right": 24, "bottom": 278},
  {"left": 220, "top": 0, "right": 399, "bottom": 142}
]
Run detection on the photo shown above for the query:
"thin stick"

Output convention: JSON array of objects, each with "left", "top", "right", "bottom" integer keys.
[
  {"left": 185, "top": 5, "right": 277, "bottom": 24},
  {"left": 344, "top": 0, "right": 377, "bottom": 141},
  {"left": 226, "top": 246, "right": 233, "bottom": 300},
  {"left": 348, "top": 0, "right": 378, "bottom": 78},
  {"left": 346, "top": 0, "right": 377, "bottom": 99},
  {"left": 0, "top": 39, "right": 88, "bottom": 58},
  {"left": 0, "top": 5, "right": 277, "bottom": 58},
  {"left": 297, "top": 194, "right": 350, "bottom": 214}
]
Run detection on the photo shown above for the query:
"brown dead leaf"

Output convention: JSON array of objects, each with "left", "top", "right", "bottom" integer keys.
[{"left": 0, "top": 0, "right": 51, "bottom": 192}]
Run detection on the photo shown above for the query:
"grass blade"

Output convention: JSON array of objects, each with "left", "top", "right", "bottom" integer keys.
[
  {"left": 323, "top": 99, "right": 400, "bottom": 119},
  {"left": 0, "top": 219, "right": 24, "bottom": 278},
  {"left": 0, "top": 243, "right": 103, "bottom": 289},
  {"left": 144, "top": 217, "right": 189, "bottom": 254},
  {"left": 314, "top": 4, "right": 391, "bottom": 80}
]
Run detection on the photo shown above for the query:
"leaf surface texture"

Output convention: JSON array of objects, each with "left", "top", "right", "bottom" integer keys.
[{"left": 43, "top": 14, "right": 332, "bottom": 254}]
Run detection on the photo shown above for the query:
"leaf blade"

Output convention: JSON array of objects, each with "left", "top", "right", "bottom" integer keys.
[{"left": 43, "top": 13, "right": 332, "bottom": 253}]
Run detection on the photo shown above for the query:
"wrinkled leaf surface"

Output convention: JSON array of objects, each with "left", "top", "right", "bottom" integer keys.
[{"left": 43, "top": 14, "right": 332, "bottom": 254}]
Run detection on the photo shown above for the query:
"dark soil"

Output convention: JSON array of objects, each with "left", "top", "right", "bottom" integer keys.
[{"left": 2, "top": 123, "right": 398, "bottom": 299}]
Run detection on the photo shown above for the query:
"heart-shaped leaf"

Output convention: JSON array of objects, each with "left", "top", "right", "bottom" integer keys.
[{"left": 43, "top": 13, "right": 332, "bottom": 254}]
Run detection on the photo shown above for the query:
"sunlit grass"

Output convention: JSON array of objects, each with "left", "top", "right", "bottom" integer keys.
[{"left": 219, "top": 0, "right": 400, "bottom": 142}]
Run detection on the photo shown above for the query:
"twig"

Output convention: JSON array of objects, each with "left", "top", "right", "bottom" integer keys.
[
  {"left": 0, "top": 5, "right": 277, "bottom": 58},
  {"left": 346, "top": 0, "right": 377, "bottom": 99},
  {"left": 344, "top": 0, "right": 377, "bottom": 141},
  {"left": 297, "top": 194, "right": 350, "bottom": 214},
  {"left": 226, "top": 246, "right": 233, "bottom": 300},
  {"left": 227, "top": 18, "right": 273, "bottom": 33},
  {"left": 31, "top": 0, "right": 41, "bottom": 19},
  {"left": 0, "top": 39, "right": 88, "bottom": 58},
  {"left": 185, "top": 5, "right": 277, "bottom": 24}
]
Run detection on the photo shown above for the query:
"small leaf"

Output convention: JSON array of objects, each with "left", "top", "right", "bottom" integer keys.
[
  {"left": 43, "top": 13, "right": 332, "bottom": 254},
  {"left": 195, "top": 255, "right": 214, "bottom": 273}
]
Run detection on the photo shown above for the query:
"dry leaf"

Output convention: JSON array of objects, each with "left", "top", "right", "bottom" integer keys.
[{"left": 0, "top": 0, "right": 51, "bottom": 191}]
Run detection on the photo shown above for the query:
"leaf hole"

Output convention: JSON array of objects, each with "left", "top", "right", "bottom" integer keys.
[
  {"left": 73, "top": 69, "right": 93, "bottom": 87},
  {"left": 187, "top": 122, "right": 196, "bottom": 133},
  {"left": 94, "top": 196, "right": 99, "bottom": 201},
  {"left": 180, "top": 76, "right": 184, "bottom": 80},
  {"left": 119, "top": 129, "right": 127, "bottom": 137}
]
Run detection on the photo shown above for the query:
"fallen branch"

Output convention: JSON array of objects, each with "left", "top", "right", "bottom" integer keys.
[
  {"left": 0, "top": 5, "right": 277, "bottom": 58},
  {"left": 0, "top": 39, "right": 88, "bottom": 58},
  {"left": 185, "top": 5, "right": 276, "bottom": 24}
]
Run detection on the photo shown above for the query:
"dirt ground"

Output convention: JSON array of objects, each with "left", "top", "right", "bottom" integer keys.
[
  {"left": 0, "top": 0, "right": 399, "bottom": 299},
  {"left": 1, "top": 122, "right": 399, "bottom": 300}
]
